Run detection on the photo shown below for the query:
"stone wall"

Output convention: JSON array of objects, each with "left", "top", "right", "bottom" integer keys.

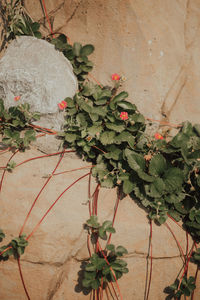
[
  {"left": 25, "top": 0, "right": 200, "bottom": 127},
  {"left": 0, "top": 1, "right": 200, "bottom": 299}
]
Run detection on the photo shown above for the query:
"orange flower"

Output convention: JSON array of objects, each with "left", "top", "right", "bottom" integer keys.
[
  {"left": 14, "top": 96, "right": 21, "bottom": 101},
  {"left": 111, "top": 73, "right": 120, "bottom": 81},
  {"left": 58, "top": 100, "right": 67, "bottom": 110},
  {"left": 154, "top": 132, "right": 164, "bottom": 140},
  {"left": 120, "top": 111, "right": 128, "bottom": 120}
]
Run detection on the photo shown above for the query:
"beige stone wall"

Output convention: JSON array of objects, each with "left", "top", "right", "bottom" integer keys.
[
  {"left": 25, "top": 0, "right": 200, "bottom": 127},
  {"left": 0, "top": 1, "right": 200, "bottom": 299}
]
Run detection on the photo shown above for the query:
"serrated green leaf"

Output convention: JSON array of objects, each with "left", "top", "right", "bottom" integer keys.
[
  {"left": 105, "top": 123, "right": 125, "bottom": 132},
  {"left": 124, "top": 149, "right": 145, "bottom": 171},
  {"left": 149, "top": 154, "right": 167, "bottom": 176},
  {"left": 164, "top": 168, "right": 184, "bottom": 192},
  {"left": 64, "top": 133, "right": 77, "bottom": 143},
  {"left": 80, "top": 44, "right": 95, "bottom": 56},
  {"left": 117, "top": 101, "right": 136, "bottom": 111},
  {"left": 123, "top": 179, "right": 135, "bottom": 194},
  {"left": 100, "top": 131, "right": 116, "bottom": 145},
  {"left": 112, "top": 92, "right": 129, "bottom": 103}
]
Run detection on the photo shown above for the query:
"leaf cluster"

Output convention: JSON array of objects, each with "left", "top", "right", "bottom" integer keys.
[
  {"left": 164, "top": 276, "right": 196, "bottom": 299},
  {"left": 0, "top": 0, "right": 41, "bottom": 42},
  {"left": 82, "top": 247, "right": 128, "bottom": 290},
  {"left": 0, "top": 99, "right": 40, "bottom": 149},
  {"left": 85, "top": 215, "right": 116, "bottom": 240},
  {"left": 0, "top": 234, "right": 28, "bottom": 260},
  {"left": 51, "top": 34, "right": 94, "bottom": 85},
  {"left": 83, "top": 215, "right": 128, "bottom": 289}
]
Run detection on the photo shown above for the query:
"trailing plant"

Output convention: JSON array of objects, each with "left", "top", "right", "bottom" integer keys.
[
  {"left": 83, "top": 215, "right": 128, "bottom": 290},
  {"left": 0, "top": 3, "right": 200, "bottom": 299},
  {"left": 0, "top": 0, "right": 41, "bottom": 46},
  {"left": 59, "top": 81, "right": 200, "bottom": 241},
  {"left": 51, "top": 34, "right": 94, "bottom": 85},
  {"left": 164, "top": 276, "right": 196, "bottom": 299},
  {"left": 0, "top": 234, "right": 28, "bottom": 260},
  {"left": 0, "top": 99, "right": 40, "bottom": 150}
]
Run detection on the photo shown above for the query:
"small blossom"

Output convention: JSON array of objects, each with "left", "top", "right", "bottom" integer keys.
[
  {"left": 14, "top": 96, "right": 21, "bottom": 101},
  {"left": 58, "top": 100, "right": 67, "bottom": 110},
  {"left": 121, "top": 75, "right": 126, "bottom": 82},
  {"left": 111, "top": 73, "right": 120, "bottom": 81},
  {"left": 86, "top": 136, "right": 92, "bottom": 142},
  {"left": 120, "top": 111, "right": 128, "bottom": 120},
  {"left": 144, "top": 154, "right": 152, "bottom": 161},
  {"left": 154, "top": 132, "right": 164, "bottom": 140}
]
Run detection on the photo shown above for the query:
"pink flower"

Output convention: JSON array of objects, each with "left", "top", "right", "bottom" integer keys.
[
  {"left": 154, "top": 132, "right": 164, "bottom": 140},
  {"left": 111, "top": 73, "right": 120, "bottom": 81},
  {"left": 58, "top": 100, "right": 67, "bottom": 110},
  {"left": 120, "top": 112, "right": 128, "bottom": 120},
  {"left": 14, "top": 96, "right": 21, "bottom": 101}
]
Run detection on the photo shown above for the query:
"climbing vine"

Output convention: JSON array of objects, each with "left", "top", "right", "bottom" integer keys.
[{"left": 0, "top": 1, "right": 200, "bottom": 299}]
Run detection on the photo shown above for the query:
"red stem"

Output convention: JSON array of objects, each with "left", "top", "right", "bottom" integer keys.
[
  {"left": 19, "top": 151, "right": 65, "bottom": 236},
  {"left": 178, "top": 242, "right": 196, "bottom": 289},
  {"left": 26, "top": 172, "right": 90, "bottom": 240},
  {"left": 0, "top": 149, "right": 19, "bottom": 192},
  {"left": 165, "top": 223, "right": 185, "bottom": 263},
  {"left": 107, "top": 192, "right": 120, "bottom": 245},
  {"left": 97, "top": 241, "right": 122, "bottom": 300},
  {"left": 15, "top": 149, "right": 74, "bottom": 168},
  {"left": 17, "top": 257, "right": 31, "bottom": 300},
  {"left": 145, "top": 220, "right": 153, "bottom": 300},
  {"left": 88, "top": 171, "right": 92, "bottom": 217},
  {"left": 40, "top": 0, "right": 55, "bottom": 38},
  {"left": 191, "top": 266, "right": 199, "bottom": 300}
]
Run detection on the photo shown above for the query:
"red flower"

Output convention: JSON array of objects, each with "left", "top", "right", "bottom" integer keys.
[
  {"left": 111, "top": 73, "right": 120, "bottom": 81},
  {"left": 120, "top": 112, "right": 128, "bottom": 120},
  {"left": 154, "top": 132, "right": 164, "bottom": 140},
  {"left": 58, "top": 100, "right": 67, "bottom": 110},
  {"left": 14, "top": 96, "right": 21, "bottom": 101}
]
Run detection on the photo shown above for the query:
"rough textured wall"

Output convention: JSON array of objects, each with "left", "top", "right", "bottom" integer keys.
[
  {"left": 0, "top": 1, "right": 200, "bottom": 300},
  {"left": 25, "top": 0, "right": 200, "bottom": 126}
]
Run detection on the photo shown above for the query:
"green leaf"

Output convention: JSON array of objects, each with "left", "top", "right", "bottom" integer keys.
[
  {"left": 100, "top": 176, "right": 114, "bottom": 188},
  {"left": 137, "top": 170, "right": 154, "bottom": 182},
  {"left": 116, "top": 246, "right": 128, "bottom": 256},
  {"left": 124, "top": 149, "right": 145, "bottom": 171},
  {"left": 99, "top": 227, "right": 107, "bottom": 239},
  {"left": 112, "top": 92, "right": 129, "bottom": 103},
  {"left": 106, "top": 244, "right": 115, "bottom": 252},
  {"left": 149, "top": 154, "right": 167, "bottom": 176},
  {"left": 64, "top": 133, "right": 77, "bottom": 143},
  {"left": 31, "top": 22, "right": 40, "bottom": 32},
  {"left": 92, "top": 106, "right": 107, "bottom": 117},
  {"left": 87, "top": 215, "right": 100, "bottom": 228},
  {"left": 100, "top": 131, "right": 116, "bottom": 145},
  {"left": 76, "top": 113, "right": 87, "bottom": 127},
  {"left": 123, "top": 179, "right": 135, "bottom": 194},
  {"left": 80, "top": 44, "right": 95, "bottom": 56},
  {"left": 117, "top": 101, "right": 136, "bottom": 111},
  {"left": 163, "top": 168, "right": 184, "bottom": 192},
  {"left": 72, "top": 42, "right": 82, "bottom": 56},
  {"left": 105, "top": 123, "right": 125, "bottom": 132}
]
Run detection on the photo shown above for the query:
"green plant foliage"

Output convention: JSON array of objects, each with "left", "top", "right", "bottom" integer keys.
[
  {"left": 85, "top": 215, "right": 116, "bottom": 241},
  {"left": 164, "top": 276, "right": 196, "bottom": 299},
  {"left": 0, "top": 235, "right": 28, "bottom": 260},
  {"left": 59, "top": 79, "right": 200, "bottom": 241},
  {"left": 0, "top": 99, "right": 40, "bottom": 150},
  {"left": 83, "top": 216, "right": 128, "bottom": 289},
  {"left": 51, "top": 34, "right": 94, "bottom": 85},
  {"left": 191, "top": 248, "right": 200, "bottom": 267},
  {"left": 0, "top": 0, "right": 41, "bottom": 42}
]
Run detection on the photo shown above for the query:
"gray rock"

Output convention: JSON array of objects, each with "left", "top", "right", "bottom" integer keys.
[{"left": 0, "top": 36, "right": 78, "bottom": 153}]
